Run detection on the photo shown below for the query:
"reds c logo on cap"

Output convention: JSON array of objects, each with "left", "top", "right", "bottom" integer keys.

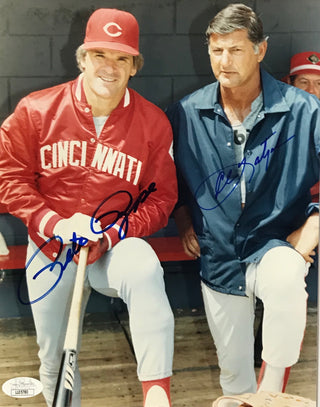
[
  {"left": 308, "top": 54, "right": 320, "bottom": 64},
  {"left": 82, "top": 8, "right": 140, "bottom": 56},
  {"left": 288, "top": 51, "right": 320, "bottom": 76},
  {"left": 103, "top": 22, "right": 122, "bottom": 38}
]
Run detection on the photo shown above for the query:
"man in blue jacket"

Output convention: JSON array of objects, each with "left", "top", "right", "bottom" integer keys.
[{"left": 167, "top": 3, "right": 319, "bottom": 396}]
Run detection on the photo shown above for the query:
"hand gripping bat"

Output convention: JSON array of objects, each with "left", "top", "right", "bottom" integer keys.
[{"left": 53, "top": 245, "right": 89, "bottom": 407}]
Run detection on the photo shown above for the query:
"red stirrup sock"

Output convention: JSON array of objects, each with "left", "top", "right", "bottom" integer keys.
[
  {"left": 142, "top": 377, "right": 171, "bottom": 407},
  {"left": 258, "top": 362, "right": 286, "bottom": 392}
]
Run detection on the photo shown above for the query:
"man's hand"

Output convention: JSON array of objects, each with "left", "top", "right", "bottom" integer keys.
[
  {"left": 174, "top": 205, "right": 200, "bottom": 259},
  {"left": 53, "top": 212, "right": 102, "bottom": 243},
  {"left": 286, "top": 213, "right": 319, "bottom": 263},
  {"left": 74, "top": 238, "right": 109, "bottom": 265},
  {"left": 73, "top": 225, "right": 122, "bottom": 265}
]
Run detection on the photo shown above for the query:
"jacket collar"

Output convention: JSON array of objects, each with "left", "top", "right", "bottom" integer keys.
[
  {"left": 194, "top": 69, "right": 290, "bottom": 115},
  {"left": 260, "top": 69, "right": 290, "bottom": 114}
]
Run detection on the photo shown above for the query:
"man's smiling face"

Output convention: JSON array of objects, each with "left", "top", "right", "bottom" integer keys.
[{"left": 81, "top": 48, "right": 137, "bottom": 106}]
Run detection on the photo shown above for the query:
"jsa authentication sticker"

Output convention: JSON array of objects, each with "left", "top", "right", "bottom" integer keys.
[{"left": 2, "top": 377, "right": 43, "bottom": 398}]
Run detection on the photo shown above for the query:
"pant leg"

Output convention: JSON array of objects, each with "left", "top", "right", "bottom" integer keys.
[
  {"left": 26, "top": 239, "right": 91, "bottom": 407},
  {"left": 88, "top": 237, "right": 174, "bottom": 381},
  {"left": 253, "top": 246, "right": 309, "bottom": 367},
  {"left": 201, "top": 282, "right": 257, "bottom": 395}
]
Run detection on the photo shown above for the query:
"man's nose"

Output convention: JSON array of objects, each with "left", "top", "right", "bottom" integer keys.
[
  {"left": 102, "top": 58, "right": 117, "bottom": 71},
  {"left": 221, "top": 50, "right": 231, "bottom": 66},
  {"left": 306, "top": 82, "right": 316, "bottom": 94}
]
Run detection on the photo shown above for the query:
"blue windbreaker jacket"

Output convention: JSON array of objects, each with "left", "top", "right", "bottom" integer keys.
[{"left": 167, "top": 69, "right": 320, "bottom": 296}]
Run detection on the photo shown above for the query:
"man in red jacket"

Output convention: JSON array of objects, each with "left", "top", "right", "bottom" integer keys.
[
  {"left": 283, "top": 51, "right": 320, "bottom": 99},
  {"left": 0, "top": 8, "right": 177, "bottom": 407},
  {"left": 283, "top": 51, "right": 320, "bottom": 201}
]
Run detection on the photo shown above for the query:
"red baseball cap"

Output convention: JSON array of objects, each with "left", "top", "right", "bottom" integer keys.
[
  {"left": 288, "top": 51, "right": 320, "bottom": 76},
  {"left": 82, "top": 8, "right": 140, "bottom": 56}
]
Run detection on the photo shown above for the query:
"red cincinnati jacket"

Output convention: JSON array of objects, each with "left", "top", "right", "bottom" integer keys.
[{"left": 0, "top": 75, "right": 178, "bottom": 259}]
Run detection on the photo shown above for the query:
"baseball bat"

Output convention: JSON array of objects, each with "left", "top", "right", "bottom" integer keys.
[{"left": 53, "top": 245, "right": 89, "bottom": 407}]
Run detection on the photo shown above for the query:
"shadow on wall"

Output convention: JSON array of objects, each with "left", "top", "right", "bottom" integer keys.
[
  {"left": 1, "top": 8, "right": 93, "bottom": 123},
  {"left": 179, "top": 5, "right": 217, "bottom": 102},
  {"left": 60, "top": 7, "right": 94, "bottom": 78},
  {"left": 188, "top": 2, "right": 218, "bottom": 77},
  {"left": 174, "top": 0, "right": 256, "bottom": 103}
]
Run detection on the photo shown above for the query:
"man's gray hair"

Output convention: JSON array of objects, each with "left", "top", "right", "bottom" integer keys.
[
  {"left": 75, "top": 45, "right": 144, "bottom": 73},
  {"left": 206, "top": 3, "right": 267, "bottom": 51}
]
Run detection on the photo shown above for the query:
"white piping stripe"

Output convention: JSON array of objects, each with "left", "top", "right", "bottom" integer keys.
[
  {"left": 124, "top": 88, "right": 130, "bottom": 107},
  {"left": 39, "top": 210, "right": 57, "bottom": 235},
  {"left": 104, "top": 232, "right": 112, "bottom": 251},
  {"left": 112, "top": 224, "right": 121, "bottom": 232},
  {"left": 290, "top": 64, "right": 320, "bottom": 74},
  {"left": 75, "top": 74, "right": 84, "bottom": 101}
]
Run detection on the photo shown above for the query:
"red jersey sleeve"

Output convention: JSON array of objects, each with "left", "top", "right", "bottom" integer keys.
[{"left": 0, "top": 97, "right": 62, "bottom": 237}]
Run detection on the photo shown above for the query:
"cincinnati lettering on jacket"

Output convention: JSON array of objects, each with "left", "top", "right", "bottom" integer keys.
[{"left": 40, "top": 140, "right": 142, "bottom": 185}]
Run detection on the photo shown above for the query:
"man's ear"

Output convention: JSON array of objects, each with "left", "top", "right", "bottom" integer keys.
[
  {"left": 80, "top": 60, "right": 86, "bottom": 71},
  {"left": 257, "top": 40, "right": 268, "bottom": 63},
  {"left": 79, "top": 53, "right": 87, "bottom": 72},
  {"left": 130, "top": 66, "right": 137, "bottom": 78}
]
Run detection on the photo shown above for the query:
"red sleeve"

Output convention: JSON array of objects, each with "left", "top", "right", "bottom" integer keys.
[
  {"left": 310, "top": 181, "right": 319, "bottom": 203},
  {"left": 0, "top": 98, "right": 62, "bottom": 236}
]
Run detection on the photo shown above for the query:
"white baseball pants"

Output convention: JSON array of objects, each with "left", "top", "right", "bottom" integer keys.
[
  {"left": 201, "top": 246, "right": 309, "bottom": 395},
  {"left": 26, "top": 237, "right": 174, "bottom": 407}
]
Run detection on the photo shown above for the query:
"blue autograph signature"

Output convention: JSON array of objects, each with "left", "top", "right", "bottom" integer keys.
[
  {"left": 18, "top": 233, "right": 87, "bottom": 305},
  {"left": 195, "top": 132, "right": 295, "bottom": 210},
  {"left": 19, "top": 183, "right": 157, "bottom": 305},
  {"left": 91, "top": 181, "right": 157, "bottom": 238}
]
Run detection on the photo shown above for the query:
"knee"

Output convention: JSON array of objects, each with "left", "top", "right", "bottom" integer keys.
[
  {"left": 117, "top": 238, "right": 163, "bottom": 289},
  {"left": 259, "top": 246, "right": 308, "bottom": 300}
]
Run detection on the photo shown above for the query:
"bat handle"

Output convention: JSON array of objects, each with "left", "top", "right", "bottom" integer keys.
[
  {"left": 64, "top": 245, "right": 89, "bottom": 350},
  {"left": 53, "top": 245, "right": 89, "bottom": 407}
]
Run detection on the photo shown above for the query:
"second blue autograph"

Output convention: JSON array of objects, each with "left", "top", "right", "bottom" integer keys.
[{"left": 194, "top": 131, "right": 295, "bottom": 210}]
